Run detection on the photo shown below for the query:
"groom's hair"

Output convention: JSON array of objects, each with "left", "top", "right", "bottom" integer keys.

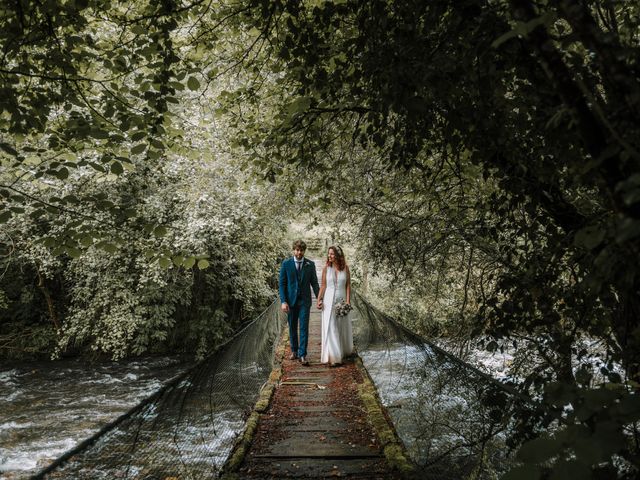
[{"left": 292, "top": 240, "right": 307, "bottom": 251}]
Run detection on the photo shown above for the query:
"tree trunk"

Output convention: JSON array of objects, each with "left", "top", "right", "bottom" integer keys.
[{"left": 37, "top": 269, "right": 59, "bottom": 329}]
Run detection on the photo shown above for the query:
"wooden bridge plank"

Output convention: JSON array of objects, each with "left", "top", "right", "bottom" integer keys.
[
  {"left": 242, "top": 458, "right": 392, "bottom": 479},
  {"left": 259, "top": 416, "right": 348, "bottom": 432}
]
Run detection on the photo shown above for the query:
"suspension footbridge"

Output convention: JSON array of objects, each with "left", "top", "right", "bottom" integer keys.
[
  {"left": 221, "top": 306, "right": 411, "bottom": 479},
  {"left": 28, "top": 261, "right": 527, "bottom": 480}
]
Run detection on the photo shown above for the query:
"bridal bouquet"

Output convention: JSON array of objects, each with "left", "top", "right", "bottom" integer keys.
[{"left": 334, "top": 301, "right": 352, "bottom": 318}]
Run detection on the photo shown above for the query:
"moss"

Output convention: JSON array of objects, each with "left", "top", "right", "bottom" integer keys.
[
  {"left": 268, "top": 367, "right": 282, "bottom": 383},
  {"left": 354, "top": 357, "right": 416, "bottom": 477},
  {"left": 384, "top": 444, "right": 415, "bottom": 473},
  {"left": 222, "top": 410, "right": 261, "bottom": 474},
  {"left": 254, "top": 384, "right": 274, "bottom": 412}
]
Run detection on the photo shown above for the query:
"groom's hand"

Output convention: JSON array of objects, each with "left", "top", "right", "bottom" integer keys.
[
  {"left": 317, "top": 300, "right": 323, "bottom": 310},
  {"left": 281, "top": 302, "right": 289, "bottom": 313}
]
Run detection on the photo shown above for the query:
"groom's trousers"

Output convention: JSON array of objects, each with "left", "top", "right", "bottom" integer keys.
[{"left": 288, "top": 298, "right": 310, "bottom": 358}]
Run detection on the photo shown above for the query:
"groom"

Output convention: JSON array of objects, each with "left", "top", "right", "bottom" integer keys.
[{"left": 279, "top": 240, "right": 320, "bottom": 366}]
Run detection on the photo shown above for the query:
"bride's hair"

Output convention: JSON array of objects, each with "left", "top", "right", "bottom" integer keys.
[{"left": 327, "top": 245, "right": 346, "bottom": 271}]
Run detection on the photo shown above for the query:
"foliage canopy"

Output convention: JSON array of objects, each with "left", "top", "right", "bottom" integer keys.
[{"left": 1, "top": 0, "right": 640, "bottom": 477}]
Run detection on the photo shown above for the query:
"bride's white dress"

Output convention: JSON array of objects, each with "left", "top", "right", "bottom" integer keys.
[{"left": 321, "top": 266, "right": 354, "bottom": 364}]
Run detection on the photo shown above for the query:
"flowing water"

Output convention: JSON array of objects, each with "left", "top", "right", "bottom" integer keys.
[
  {"left": 359, "top": 343, "right": 518, "bottom": 479},
  {"left": 0, "top": 356, "right": 190, "bottom": 479}
]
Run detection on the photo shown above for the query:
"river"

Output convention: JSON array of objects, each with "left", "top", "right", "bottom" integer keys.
[{"left": 0, "top": 356, "right": 190, "bottom": 479}]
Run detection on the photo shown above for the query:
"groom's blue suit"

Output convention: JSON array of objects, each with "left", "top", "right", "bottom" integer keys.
[{"left": 279, "top": 256, "right": 320, "bottom": 359}]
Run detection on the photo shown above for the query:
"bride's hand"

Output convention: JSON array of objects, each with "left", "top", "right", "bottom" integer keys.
[{"left": 317, "top": 300, "right": 324, "bottom": 310}]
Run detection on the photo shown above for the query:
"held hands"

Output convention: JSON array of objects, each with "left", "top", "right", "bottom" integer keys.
[
  {"left": 281, "top": 303, "right": 289, "bottom": 313},
  {"left": 317, "top": 299, "right": 324, "bottom": 310}
]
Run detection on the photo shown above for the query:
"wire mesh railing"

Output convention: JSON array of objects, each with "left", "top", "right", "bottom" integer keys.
[
  {"left": 352, "top": 292, "right": 533, "bottom": 479},
  {"left": 33, "top": 298, "right": 285, "bottom": 480}
]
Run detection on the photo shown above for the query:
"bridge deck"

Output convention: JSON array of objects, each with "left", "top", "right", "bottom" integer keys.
[{"left": 222, "top": 308, "right": 410, "bottom": 479}]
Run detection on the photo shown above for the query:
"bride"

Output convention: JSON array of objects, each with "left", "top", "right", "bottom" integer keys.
[{"left": 317, "top": 246, "right": 354, "bottom": 366}]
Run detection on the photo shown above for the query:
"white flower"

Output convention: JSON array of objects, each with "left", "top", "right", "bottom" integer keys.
[{"left": 335, "top": 301, "right": 352, "bottom": 318}]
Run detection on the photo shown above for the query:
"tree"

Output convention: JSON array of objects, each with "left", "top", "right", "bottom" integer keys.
[
  {"left": 0, "top": 1, "right": 291, "bottom": 359},
  {"left": 215, "top": 0, "right": 640, "bottom": 477}
]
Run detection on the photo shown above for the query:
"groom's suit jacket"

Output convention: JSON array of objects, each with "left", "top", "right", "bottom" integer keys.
[{"left": 279, "top": 257, "right": 320, "bottom": 308}]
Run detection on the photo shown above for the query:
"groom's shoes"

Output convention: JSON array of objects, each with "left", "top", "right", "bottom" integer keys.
[{"left": 300, "top": 356, "right": 309, "bottom": 366}]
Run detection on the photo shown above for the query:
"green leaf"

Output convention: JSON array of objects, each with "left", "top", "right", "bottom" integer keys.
[
  {"left": 131, "top": 143, "right": 146, "bottom": 155},
  {"left": 183, "top": 257, "right": 196, "bottom": 268},
  {"left": 517, "top": 437, "right": 563, "bottom": 464},
  {"left": 158, "top": 256, "right": 172, "bottom": 269},
  {"left": 574, "top": 226, "right": 605, "bottom": 250},
  {"left": 24, "top": 155, "right": 40, "bottom": 165},
  {"left": 89, "top": 128, "right": 109, "bottom": 139},
  {"left": 197, "top": 259, "right": 210, "bottom": 270},
  {"left": 110, "top": 161, "right": 124, "bottom": 175},
  {"left": 0, "top": 142, "right": 18, "bottom": 156},
  {"left": 80, "top": 235, "right": 93, "bottom": 247},
  {"left": 172, "top": 255, "right": 184, "bottom": 266},
  {"left": 124, "top": 207, "right": 137, "bottom": 218},
  {"left": 54, "top": 167, "right": 70, "bottom": 180},
  {"left": 575, "top": 368, "right": 592, "bottom": 386},
  {"left": 99, "top": 242, "right": 118, "bottom": 254},
  {"left": 147, "top": 149, "right": 162, "bottom": 160},
  {"left": 89, "top": 162, "right": 106, "bottom": 172},
  {"left": 150, "top": 138, "right": 164, "bottom": 150},
  {"left": 42, "top": 237, "right": 57, "bottom": 247},
  {"left": 131, "top": 131, "right": 146, "bottom": 142},
  {"left": 286, "top": 96, "right": 312, "bottom": 115},
  {"left": 0, "top": 211, "right": 12, "bottom": 223},
  {"left": 153, "top": 226, "right": 168, "bottom": 237},
  {"left": 66, "top": 246, "right": 82, "bottom": 258},
  {"left": 187, "top": 76, "right": 201, "bottom": 91}
]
